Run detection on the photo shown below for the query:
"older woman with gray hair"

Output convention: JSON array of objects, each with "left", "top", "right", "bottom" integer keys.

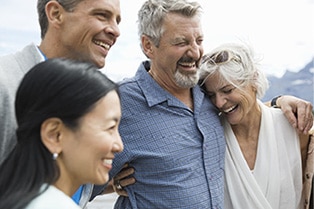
[{"left": 199, "top": 43, "right": 313, "bottom": 209}]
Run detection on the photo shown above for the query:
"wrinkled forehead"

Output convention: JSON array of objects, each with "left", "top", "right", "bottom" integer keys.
[{"left": 162, "top": 13, "right": 203, "bottom": 37}]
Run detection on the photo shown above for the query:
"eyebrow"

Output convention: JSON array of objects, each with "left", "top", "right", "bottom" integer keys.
[{"left": 93, "top": 8, "right": 121, "bottom": 24}]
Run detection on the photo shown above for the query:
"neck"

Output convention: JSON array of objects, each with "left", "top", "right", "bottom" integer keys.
[
  {"left": 230, "top": 103, "right": 261, "bottom": 170},
  {"left": 148, "top": 70, "right": 194, "bottom": 110}
]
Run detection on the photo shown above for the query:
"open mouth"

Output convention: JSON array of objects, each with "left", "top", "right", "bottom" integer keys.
[
  {"left": 93, "top": 40, "right": 110, "bottom": 50},
  {"left": 178, "top": 61, "right": 196, "bottom": 69},
  {"left": 223, "top": 105, "right": 238, "bottom": 114},
  {"left": 178, "top": 61, "right": 198, "bottom": 74},
  {"left": 103, "top": 159, "right": 112, "bottom": 166}
]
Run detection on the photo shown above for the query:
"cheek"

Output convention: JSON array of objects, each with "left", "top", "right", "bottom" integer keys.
[
  {"left": 63, "top": 21, "right": 95, "bottom": 43},
  {"left": 238, "top": 96, "right": 254, "bottom": 116},
  {"left": 210, "top": 97, "right": 217, "bottom": 107},
  {"left": 87, "top": 134, "right": 113, "bottom": 155}
]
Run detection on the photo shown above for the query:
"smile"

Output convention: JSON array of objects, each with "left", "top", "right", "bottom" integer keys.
[
  {"left": 178, "top": 61, "right": 196, "bottom": 68},
  {"left": 93, "top": 40, "right": 110, "bottom": 50},
  {"left": 103, "top": 159, "right": 112, "bottom": 166},
  {"left": 223, "top": 105, "right": 238, "bottom": 113}
]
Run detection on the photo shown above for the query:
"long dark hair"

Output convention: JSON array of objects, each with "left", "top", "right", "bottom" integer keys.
[{"left": 0, "top": 58, "right": 118, "bottom": 209}]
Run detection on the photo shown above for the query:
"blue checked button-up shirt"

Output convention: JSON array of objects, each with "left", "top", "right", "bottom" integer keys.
[{"left": 110, "top": 61, "right": 226, "bottom": 209}]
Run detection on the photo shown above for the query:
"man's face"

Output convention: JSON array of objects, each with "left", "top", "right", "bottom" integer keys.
[
  {"left": 150, "top": 13, "right": 204, "bottom": 89},
  {"left": 58, "top": 0, "right": 121, "bottom": 68}
]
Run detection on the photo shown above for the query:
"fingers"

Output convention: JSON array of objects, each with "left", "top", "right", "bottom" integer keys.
[
  {"left": 117, "top": 175, "right": 136, "bottom": 188},
  {"left": 114, "top": 164, "right": 135, "bottom": 180},
  {"left": 115, "top": 187, "right": 128, "bottom": 196},
  {"left": 303, "top": 119, "right": 313, "bottom": 134},
  {"left": 112, "top": 163, "right": 136, "bottom": 197},
  {"left": 113, "top": 176, "right": 136, "bottom": 197},
  {"left": 282, "top": 108, "right": 298, "bottom": 129},
  {"left": 279, "top": 95, "right": 313, "bottom": 134},
  {"left": 296, "top": 101, "right": 313, "bottom": 134},
  {"left": 113, "top": 174, "right": 136, "bottom": 190}
]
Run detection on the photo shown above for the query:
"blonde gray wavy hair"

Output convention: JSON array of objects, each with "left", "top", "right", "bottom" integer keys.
[{"left": 199, "top": 43, "right": 269, "bottom": 99}]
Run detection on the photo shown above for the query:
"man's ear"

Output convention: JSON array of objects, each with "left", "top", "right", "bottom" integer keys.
[
  {"left": 45, "top": 1, "right": 64, "bottom": 26},
  {"left": 40, "top": 118, "right": 63, "bottom": 155},
  {"left": 141, "top": 35, "right": 154, "bottom": 58}
]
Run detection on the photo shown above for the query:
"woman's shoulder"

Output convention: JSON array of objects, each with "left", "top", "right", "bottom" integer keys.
[
  {"left": 266, "top": 106, "right": 293, "bottom": 128},
  {"left": 25, "top": 185, "right": 81, "bottom": 209}
]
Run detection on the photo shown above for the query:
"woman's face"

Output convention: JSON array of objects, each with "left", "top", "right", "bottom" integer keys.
[
  {"left": 203, "top": 72, "right": 258, "bottom": 125},
  {"left": 59, "top": 90, "right": 123, "bottom": 186}
]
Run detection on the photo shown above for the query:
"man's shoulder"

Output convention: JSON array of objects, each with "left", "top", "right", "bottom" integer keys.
[
  {"left": 0, "top": 51, "right": 17, "bottom": 66},
  {"left": 118, "top": 75, "right": 141, "bottom": 92},
  {"left": 0, "top": 43, "right": 42, "bottom": 74},
  {"left": 0, "top": 43, "right": 39, "bottom": 65},
  {"left": 0, "top": 43, "right": 37, "bottom": 57}
]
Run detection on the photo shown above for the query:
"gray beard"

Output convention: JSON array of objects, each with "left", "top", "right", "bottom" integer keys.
[{"left": 174, "top": 70, "right": 200, "bottom": 88}]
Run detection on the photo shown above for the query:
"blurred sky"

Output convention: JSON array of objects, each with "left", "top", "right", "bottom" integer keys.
[{"left": 0, "top": 0, "right": 313, "bottom": 81}]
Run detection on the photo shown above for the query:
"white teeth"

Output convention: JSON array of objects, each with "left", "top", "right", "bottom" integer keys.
[
  {"left": 93, "top": 40, "right": 110, "bottom": 50},
  {"left": 103, "top": 159, "right": 112, "bottom": 165},
  {"left": 179, "top": 62, "right": 195, "bottom": 67},
  {"left": 223, "top": 105, "right": 237, "bottom": 113}
]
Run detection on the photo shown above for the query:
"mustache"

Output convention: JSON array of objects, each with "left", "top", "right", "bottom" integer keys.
[{"left": 178, "top": 57, "right": 200, "bottom": 66}]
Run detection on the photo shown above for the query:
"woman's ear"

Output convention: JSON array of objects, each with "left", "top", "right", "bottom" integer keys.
[{"left": 40, "top": 118, "right": 63, "bottom": 155}]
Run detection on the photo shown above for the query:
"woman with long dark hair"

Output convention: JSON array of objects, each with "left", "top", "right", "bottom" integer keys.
[{"left": 0, "top": 58, "right": 123, "bottom": 209}]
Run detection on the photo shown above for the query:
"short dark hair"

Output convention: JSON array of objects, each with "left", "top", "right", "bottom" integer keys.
[{"left": 37, "top": 0, "right": 84, "bottom": 39}]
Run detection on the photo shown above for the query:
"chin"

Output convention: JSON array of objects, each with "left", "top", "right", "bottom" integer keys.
[
  {"left": 96, "top": 61, "right": 105, "bottom": 69},
  {"left": 96, "top": 175, "right": 109, "bottom": 185},
  {"left": 226, "top": 116, "right": 238, "bottom": 125}
]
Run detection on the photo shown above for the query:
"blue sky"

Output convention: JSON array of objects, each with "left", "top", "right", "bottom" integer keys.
[{"left": 0, "top": 0, "right": 313, "bottom": 81}]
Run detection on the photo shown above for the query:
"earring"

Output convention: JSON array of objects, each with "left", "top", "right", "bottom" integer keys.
[{"left": 52, "top": 153, "right": 59, "bottom": 160}]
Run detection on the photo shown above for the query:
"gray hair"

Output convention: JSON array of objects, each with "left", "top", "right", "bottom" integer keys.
[
  {"left": 37, "top": 0, "right": 84, "bottom": 39},
  {"left": 199, "top": 43, "right": 269, "bottom": 99},
  {"left": 137, "top": 0, "right": 202, "bottom": 48}
]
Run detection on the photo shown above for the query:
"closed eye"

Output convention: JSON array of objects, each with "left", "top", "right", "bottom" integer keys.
[
  {"left": 223, "top": 87, "right": 235, "bottom": 94},
  {"left": 96, "top": 12, "right": 109, "bottom": 20}
]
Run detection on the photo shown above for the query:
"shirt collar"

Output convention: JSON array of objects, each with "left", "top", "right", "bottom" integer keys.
[
  {"left": 36, "top": 46, "right": 47, "bottom": 61},
  {"left": 135, "top": 61, "right": 204, "bottom": 111}
]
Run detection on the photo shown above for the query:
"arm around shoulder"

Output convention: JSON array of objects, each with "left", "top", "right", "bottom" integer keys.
[{"left": 271, "top": 95, "right": 313, "bottom": 134}]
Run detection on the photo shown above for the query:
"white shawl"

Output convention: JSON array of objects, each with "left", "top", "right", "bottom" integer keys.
[{"left": 224, "top": 100, "right": 303, "bottom": 209}]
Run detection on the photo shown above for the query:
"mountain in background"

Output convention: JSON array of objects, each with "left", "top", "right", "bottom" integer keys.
[{"left": 262, "top": 58, "right": 314, "bottom": 105}]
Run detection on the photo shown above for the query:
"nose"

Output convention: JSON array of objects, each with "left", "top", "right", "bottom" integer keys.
[
  {"left": 112, "top": 132, "right": 124, "bottom": 153},
  {"left": 187, "top": 42, "right": 202, "bottom": 61},
  {"left": 106, "top": 21, "right": 120, "bottom": 38},
  {"left": 214, "top": 93, "right": 227, "bottom": 109}
]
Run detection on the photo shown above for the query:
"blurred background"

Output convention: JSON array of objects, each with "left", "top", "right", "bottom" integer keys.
[{"left": 0, "top": 0, "right": 313, "bottom": 104}]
